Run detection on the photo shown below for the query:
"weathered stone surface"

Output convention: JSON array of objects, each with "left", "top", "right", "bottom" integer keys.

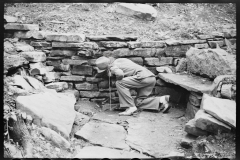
[
  {"left": 62, "top": 59, "right": 88, "bottom": 65},
  {"left": 211, "top": 31, "right": 224, "bottom": 38},
  {"left": 115, "top": 3, "right": 157, "bottom": 21},
  {"left": 29, "top": 67, "right": 53, "bottom": 76},
  {"left": 45, "top": 82, "right": 68, "bottom": 92},
  {"left": 30, "top": 41, "right": 51, "bottom": 47},
  {"left": 75, "top": 121, "right": 130, "bottom": 150},
  {"left": 184, "top": 119, "right": 209, "bottom": 137},
  {"left": 180, "top": 39, "right": 206, "bottom": 45},
  {"left": 45, "top": 33, "right": 85, "bottom": 42},
  {"left": 53, "top": 64, "right": 70, "bottom": 72},
  {"left": 4, "top": 23, "right": 39, "bottom": 31},
  {"left": 123, "top": 57, "right": 142, "bottom": 66},
  {"left": 220, "top": 84, "right": 233, "bottom": 99},
  {"left": 50, "top": 50, "right": 77, "bottom": 57},
  {"left": 103, "top": 48, "right": 157, "bottom": 58},
  {"left": 100, "top": 41, "right": 127, "bottom": 48},
  {"left": 144, "top": 57, "right": 160, "bottom": 66},
  {"left": 15, "top": 42, "right": 34, "bottom": 52},
  {"left": 39, "top": 127, "right": 70, "bottom": 149},
  {"left": 86, "top": 77, "right": 103, "bottom": 83},
  {"left": 126, "top": 111, "right": 186, "bottom": 157},
  {"left": 16, "top": 92, "right": 76, "bottom": 139},
  {"left": 74, "top": 111, "right": 90, "bottom": 126},
  {"left": 13, "top": 31, "right": 46, "bottom": 39},
  {"left": 175, "top": 58, "right": 187, "bottom": 72},
  {"left": 74, "top": 146, "right": 149, "bottom": 158},
  {"left": 87, "top": 34, "right": 138, "bottom": 41},
  {"left": 75, "top": 82, "right": 98, "bottom": 91},
  {"left": 223, "top": 29, "right": 236, "bottom": 38},
  {"left": 60, "top": 89, "right": 80, "bottom": 101},
  {"left": 158, "top": 73, "right": 213, "bottom": 93},
  {"left": 43, "top": 72, "right": 61, "bottom": 83},
  {"left": 79, "top": 91, "right": 100, "bottom": 98},
  {"left": 24, "top": 76, "right": 45, "bottom": 90},
  {"left": 4, "top": 41, "right": 17, "bottom": 54},
  {"left": 194, "top": 43, "right": 209, "bottom": 49},
  {"left": 195, "top": 110, "right": 231, "bottom": 134},
  {"left": 60, "top": 76, "right": 85, "bottom": 82},
  {"left": 201, "top": 94, "right": 236, "bottom": 128},
  {"left": 186, "top": 47, "right": 236, "bottom": 79},
  {"left": 189, "top": 92, "right": 202, "bottom": 106},
  {"left": 72, "top": 65, "right": 93, "bottom": 76},
  {"left": 185, "top": 102, "right": 200, "bottom": 120},
  {"left": 46, "top": 60, "right": 61, "bottom": 66},
  {"left": 4, "top": 15, "right": 18, "bottom": 23},
  {"left": 165, "top": 45, "right": 191, "bottom": 57},
  {"left": 208, "top": 41, "right": 225, "bottom": 48},
  {"left": 127, "top": 41, "right": 165, "bottom": 48},
  {"left": 47, "top": 56, "right": 65, "bottom": 60},
  {"left": 20, "top": 51, "right": 46, "bottom": 62},
  {"left": 156, "top": 66, "right": 173, "bottom": 73},
  {"left": 154, "top": 86, "right": 182, "bottom": 103},
  {"left": 165, "top": 39, "right": 180, "bottom": 46},
  {"left": 52, "top": 42, "right": 98, "bottom": 49},
  {"left": 74, "top": 101, "right": 101, "bottom": 116},
  {"left": 11, "top": 75, "right": 34, "bottom": 91},
  {"left": 196, "top": 34, "right": 214, "bottom": 39},
  {"left": 159, "top": 57, "right": 173, "bottom": 66}
]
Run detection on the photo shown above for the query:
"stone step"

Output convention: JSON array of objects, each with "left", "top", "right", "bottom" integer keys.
[{"left": 158, "top": 73, "right": 213, "bottom": 94}]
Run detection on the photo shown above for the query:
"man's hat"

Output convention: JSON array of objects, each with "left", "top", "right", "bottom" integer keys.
[{"left": 95, "top": 56, "right": 110, "bottom": 73}]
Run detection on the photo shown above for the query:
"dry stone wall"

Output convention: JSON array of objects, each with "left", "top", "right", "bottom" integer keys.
[{"left": 4, "top": 15, "right": 236, "bottom": 106}]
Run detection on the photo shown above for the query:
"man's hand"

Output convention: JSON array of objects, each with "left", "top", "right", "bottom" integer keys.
[{"left": 116, "top": 75, "right": 123, "bottom": 80}]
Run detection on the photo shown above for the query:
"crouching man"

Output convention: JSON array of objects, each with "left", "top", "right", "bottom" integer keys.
[{"left": 96, "top": 56, "right": 171, "bottom": 116}]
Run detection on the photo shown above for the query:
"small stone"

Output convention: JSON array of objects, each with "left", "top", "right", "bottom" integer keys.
[
  {"left": 180, "top": 138, "right": 193, "bottom": 149},
  {"left": 21, "top": 112, "right": 27, "bottom": 119}
]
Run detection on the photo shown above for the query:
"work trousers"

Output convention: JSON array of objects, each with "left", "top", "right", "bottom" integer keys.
[{"left": 116, "top": 76, "right": 160, "bottom": 111}]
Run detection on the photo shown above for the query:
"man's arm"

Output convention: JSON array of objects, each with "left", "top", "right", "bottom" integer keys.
[{"left": 109, "top": 66, "right": 124, "bottom": 80}]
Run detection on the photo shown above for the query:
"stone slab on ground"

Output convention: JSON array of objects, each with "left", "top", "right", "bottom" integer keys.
[
  {"left": 158, "top": 73, "right": 213, "bottom": 94},
  {"left": 125, "top": 110, "right": 186, "bottom": 157},
  {"left": 75, "top": 121, "right": 130, "bottom": 150},
  {"left": 195, "top": 110, "right": 231, "bottom": 134},
  {"left": 74, "top": 146, "right": 150, "bottom": 158},
  {"left": 184, "top": 119, "right": 209, "bottom": 137},
  {"left": 75, "top": 101, "right": 101, "bottom": 116},
  {"left": 16, "top": 91, "right": 76, "bottom": 139},
  {"left": 201, "top": 94, "right": 236, "bottom": 128}
]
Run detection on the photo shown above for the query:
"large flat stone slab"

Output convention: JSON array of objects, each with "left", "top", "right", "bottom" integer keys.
[
  {"left": 4, "top": 23, "right": 39, "bottom": 30},
  {"left": 16, "top": 91, "right": 76, "bottom": 139},
  {"left": 45, "top": 33, "right": 85, "bottom": 42},
  {"left": 195, "top": 110, "right": 231, "bottom": 134},
  {"left": 74, "top": 146, "right": 150, "bottom": 158},
  {"left": 201, "top": 94, "right": 236, "bottom": 128},
  {"left": 75, "top": 121, "right": 130, "bottom": 150},
  {"left": 158, "top": 73, "right": 213, "bottom": 93},
  {"left": 126, "top": 110, "right": 186, "bottom": 157}
]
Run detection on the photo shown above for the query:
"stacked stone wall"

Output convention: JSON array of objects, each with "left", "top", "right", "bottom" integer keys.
[{"left": 4, "top": 16, "right": 236, "bottom": 106}]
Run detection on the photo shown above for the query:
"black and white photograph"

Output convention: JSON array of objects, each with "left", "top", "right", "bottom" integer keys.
[{"left": 3, "top": 3, "right": 236, "bottom": 159}]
